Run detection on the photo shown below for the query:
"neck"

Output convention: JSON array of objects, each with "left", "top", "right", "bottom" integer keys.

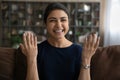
[{"left": 47, "top": 37, "right": 72, "bottom": 48}]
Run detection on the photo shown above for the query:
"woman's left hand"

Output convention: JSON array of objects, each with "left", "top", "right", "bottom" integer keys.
[{"left": 82, "top": 33, "right": 100, "bottom": 64}]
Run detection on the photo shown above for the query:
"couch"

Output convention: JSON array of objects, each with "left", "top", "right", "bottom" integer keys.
[{"left": 0, "top": 45, "right": 120, "bottom": 80}]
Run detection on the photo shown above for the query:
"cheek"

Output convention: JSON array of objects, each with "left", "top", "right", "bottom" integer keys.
[
  {"left": 64, "top": 23, "right": 69, "bottom": 30},
  {"left": 46, "top": 22, "right": 55, "bottom": 28},
  {"left": 46, "top": 24, "right": 54, "bottom": 33}
]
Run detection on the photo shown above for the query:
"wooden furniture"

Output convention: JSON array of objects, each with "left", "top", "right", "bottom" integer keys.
[
  {"left": 1, "top": 45, "right": 120, "bottom": 80},
  {"left": 0, "top": 0, "right": 104, "bottom": 47}
]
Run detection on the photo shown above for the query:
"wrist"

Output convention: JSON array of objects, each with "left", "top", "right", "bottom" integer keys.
[
  {"left": 82, "top": 58, "right": 91, "bottom": 65},
  {"left": 27, "top": 57, "right": 37, "bottom": 64},
  {"left": 81, "top": 58, "right": 91, "bottom": 70},
  {"left": 81, "top": 64, "right": 90, "bottom": 69}
]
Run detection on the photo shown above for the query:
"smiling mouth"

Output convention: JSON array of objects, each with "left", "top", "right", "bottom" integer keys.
[{"left": 53, "top": 29, "right": 64, "bottom": 33}]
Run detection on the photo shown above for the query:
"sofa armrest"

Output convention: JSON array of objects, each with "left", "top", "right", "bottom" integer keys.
[
  {"left": 14, "top": 47, "right": 27, "bottom": 80},
  {"left": 0, "top": 47, "right": 16, "bottom": 80},
  {"left": 91, "top": 45, "right": 120, "bottom": 80}
]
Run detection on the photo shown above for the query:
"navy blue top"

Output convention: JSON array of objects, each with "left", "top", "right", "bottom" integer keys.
[{"left": 37, "top": 40, "right": 82, "bottom": 80}]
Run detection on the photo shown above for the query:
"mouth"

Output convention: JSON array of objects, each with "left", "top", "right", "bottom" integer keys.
[{"left": 53, "top": 29, "right": 64, "bottom": 33}]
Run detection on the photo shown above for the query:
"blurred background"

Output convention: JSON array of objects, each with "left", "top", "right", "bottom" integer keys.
[{"left": 0, "top": 0, "right": 120, "bottom": 48}]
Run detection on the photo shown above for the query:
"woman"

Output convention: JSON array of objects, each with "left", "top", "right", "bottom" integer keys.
[{"left": 20, "top": 3, "right": 100, "bottom": 80}]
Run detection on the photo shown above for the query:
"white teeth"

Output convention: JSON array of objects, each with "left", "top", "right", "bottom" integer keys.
[{"left": 55, "top": 30, "right": 63, "bottom": 33}]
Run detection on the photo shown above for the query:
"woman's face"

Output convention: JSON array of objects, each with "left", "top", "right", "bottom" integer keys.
[{"left": 46, "top": 9, "right": 69, "bottom": 40}]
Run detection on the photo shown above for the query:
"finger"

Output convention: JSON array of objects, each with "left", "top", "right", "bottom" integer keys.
[
  {"left": 23, "top": 33, "right": 27, "bottom": 48},
  {"left": 94, "top": 36, "right": 100, "bottom": 49},
  {"left": 26, "top": 32, "right": 31, "bottom": 46},
  {"left": 94, "top": 33, "right": 97, "bottom": 43},
  {"left": 90, "top": 34, "right": 94, "bottom": 47},
  {"left": 83, "top": 37, "right": 87, "bottom": 48},
  {"left": 19, "top": 43, "right": 26, "bottom": 55},
  {"left": 88, "top": 35, "right": 92, "bottom": 48},
  {"left": 30, "top": 32, "right": 34, "bottom": 45},
  {"left": 34, "top": 35, "right": 37, "bottom": 47},
  {"left": 92, "top": 34, "right": 97, "bottom": 46}
]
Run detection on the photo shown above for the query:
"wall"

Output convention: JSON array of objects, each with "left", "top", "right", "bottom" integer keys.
[{"left": 2, "top": 0, "right": 100, "bottom": 2}]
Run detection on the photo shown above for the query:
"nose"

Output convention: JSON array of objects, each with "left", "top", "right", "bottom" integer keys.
[{"left": 56, "top": 20, "right": 62, "bottom": 28}]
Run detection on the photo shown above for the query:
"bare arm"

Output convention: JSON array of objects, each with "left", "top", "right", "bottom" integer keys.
[
  {"left": 78, "top": 34, "right": 100, "bottom": 80},
  {"left": 20, "top": 31, "right": 39, "bottom": 80}
]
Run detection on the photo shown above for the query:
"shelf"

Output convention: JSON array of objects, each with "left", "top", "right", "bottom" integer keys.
[{"left": 0, "top": 1, "right": 102, "bottom": 47}]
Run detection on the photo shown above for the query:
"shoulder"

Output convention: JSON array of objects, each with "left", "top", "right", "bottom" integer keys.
[
  {"left": 70, "top": 43, "right": 82, "bottom": 59},
  {"left": 68, "top": 43, "right": 82, "bottom": 56},
  {"left": 37, "top": 40, "right": 48, "bottom": 58},
  {"left": 71, "top": 43, "right": 82, "bottom": 51},
  {"left": 37, "top": 40, "right": 48, "bottom": 48}
]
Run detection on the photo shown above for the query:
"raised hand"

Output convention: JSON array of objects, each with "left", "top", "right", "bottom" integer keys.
[
  {"left": 82, "top": 33, "right": 100, "bottom": 64},
  {"left": 20, "top": 31, "right": 38, "bottom": 60}
]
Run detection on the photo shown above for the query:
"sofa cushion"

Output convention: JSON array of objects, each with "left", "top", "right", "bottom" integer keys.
[
  {"left": 91, "top": 45, "right": 120, "bottom": 80},
  {"left": 0, "top": 47, "right": 16, "bottom": 80},
  {"left": 15, "top": 45, "right": 120, "bottom": 80},
  {"left": 15, "top": 48, "right": 27, "bottom": 80}
]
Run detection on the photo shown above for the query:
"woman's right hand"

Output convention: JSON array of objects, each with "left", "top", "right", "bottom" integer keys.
[
  {"left": 20, "top": 31, "right": 39, "bottom": 80},
  {"left": 20, "top": 31, "right": 38, "bottom": 60}
]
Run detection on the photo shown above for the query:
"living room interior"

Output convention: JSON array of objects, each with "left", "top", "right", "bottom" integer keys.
[
  {"left": 0, "top": 0, "right": 120, "bottom": 80},
  {"left": 0, "top": 0, "right": 120, "bottom": 48}
]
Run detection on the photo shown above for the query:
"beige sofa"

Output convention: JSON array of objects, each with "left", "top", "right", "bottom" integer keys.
[{"left": 0, "top": 45, "right": 120, "bottom": 80}]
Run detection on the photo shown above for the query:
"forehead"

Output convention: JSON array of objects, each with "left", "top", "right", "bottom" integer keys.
[{"left": 47, "top": 9, "right": 68, "bottom": 18}]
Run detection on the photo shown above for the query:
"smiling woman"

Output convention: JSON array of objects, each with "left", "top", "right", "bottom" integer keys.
[
  {"left": 46, "top": 10, "right": 69, "bottom": 41},
  {"left": 20, "top": 3, "right": 100, "bottom": 80}
]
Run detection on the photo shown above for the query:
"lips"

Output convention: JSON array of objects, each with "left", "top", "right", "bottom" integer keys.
[{"left": 53, "top": 29, "right": 64, "bottom": 33}]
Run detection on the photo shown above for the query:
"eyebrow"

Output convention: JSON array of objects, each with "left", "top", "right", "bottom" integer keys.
[{"left": 48, "top": 17, "right": 67, "bottom": 20}]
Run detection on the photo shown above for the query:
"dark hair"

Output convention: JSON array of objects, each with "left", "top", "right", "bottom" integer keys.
[{"left": 43, "top": 3, "right": 70, "bottom": 24}]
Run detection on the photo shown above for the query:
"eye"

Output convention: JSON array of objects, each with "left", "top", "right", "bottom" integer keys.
[
  {"left": 61, "top": 19, "right": 67, "bottom": 22},
  {"left": 49, "top": 19, "right": 56, "bottom": 22}
]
